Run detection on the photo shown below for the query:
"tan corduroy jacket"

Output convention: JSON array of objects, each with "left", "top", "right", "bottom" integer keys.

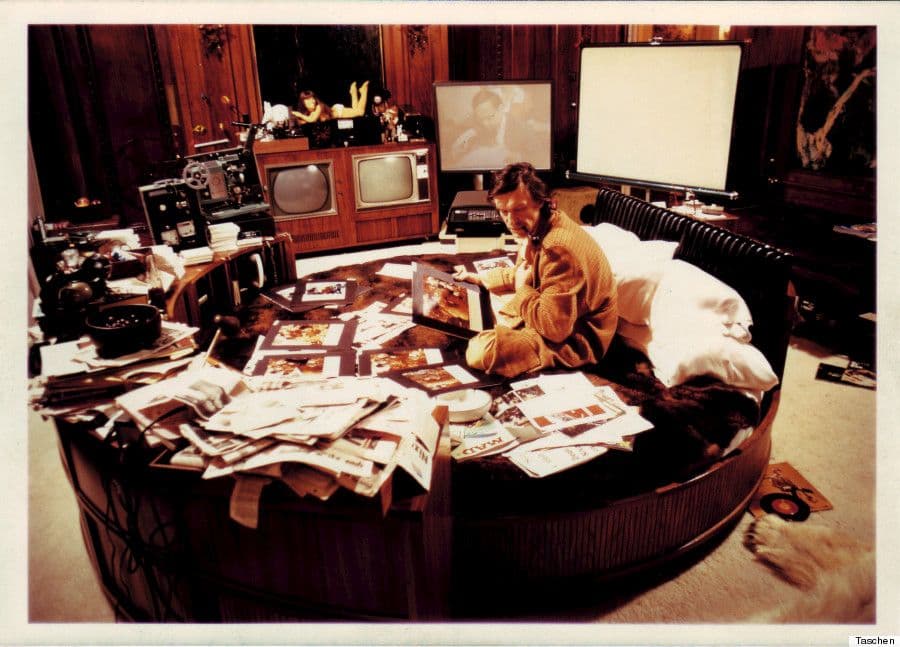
[{"left": 480, "top": 209, "right": 618, "bottom": 375}]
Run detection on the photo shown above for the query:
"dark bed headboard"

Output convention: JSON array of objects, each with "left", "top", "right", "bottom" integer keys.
[{"left": 591, "top": 188, "right": 795, "bottom": 382}]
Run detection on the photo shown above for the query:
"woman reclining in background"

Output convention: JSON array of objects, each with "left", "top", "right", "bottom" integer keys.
[{"left": 292, "top": 80, "right": 370, "bottom": 123}]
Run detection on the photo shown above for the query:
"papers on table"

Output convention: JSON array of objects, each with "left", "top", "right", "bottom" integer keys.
[
  {"left": 39, "top": 320, "right": 198, "bottom": 376},
  {"left": 450, "top": 414, "right": 517, "bottom": 461}
]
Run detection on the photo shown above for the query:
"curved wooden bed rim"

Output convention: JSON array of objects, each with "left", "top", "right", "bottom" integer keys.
[{"left": 53, "top": 189, "right": 794, "bottom": 621}]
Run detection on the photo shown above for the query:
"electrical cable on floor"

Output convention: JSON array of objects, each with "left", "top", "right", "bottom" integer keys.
[{"left": 95, "top": 404, "right": 194, "bottom": 620}]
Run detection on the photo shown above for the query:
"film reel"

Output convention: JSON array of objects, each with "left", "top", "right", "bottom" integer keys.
[{"left": 182, "top": 161, "right": 210, "bottom": 190}]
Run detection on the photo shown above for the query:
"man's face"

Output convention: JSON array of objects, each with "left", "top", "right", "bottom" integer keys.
[
  {"left": 493, "top": 183, "right": 541, "bottom": 239},
  {"left": 474, "top": 99, "right": 503, "bottom": 130}
]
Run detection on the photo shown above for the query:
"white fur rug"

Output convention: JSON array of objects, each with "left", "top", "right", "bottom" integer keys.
[{"left": 744, "top": 514, "right": 876, "bottom": 623}]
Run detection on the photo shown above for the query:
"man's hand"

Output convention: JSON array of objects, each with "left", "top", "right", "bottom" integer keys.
[
  {"left": 453, "top": 269, "right": 483, "bottom": 286},
  {"left": 514, "top": 261, "right": 532, "bottom": 290}
]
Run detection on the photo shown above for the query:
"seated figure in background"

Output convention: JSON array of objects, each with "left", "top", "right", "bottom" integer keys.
[
  {"left": 456, "top": 162, "right": 619, "bottom": 378},
  {"left": 292, "top": 80, "right": 370, "bottom": 123}
]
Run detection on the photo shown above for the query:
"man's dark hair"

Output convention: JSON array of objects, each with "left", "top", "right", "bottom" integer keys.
[
  {"left": 488, "top": 162, "right": 551, "bottom": 206},
  {"left": 471, "top": 89, "right": 502, "bottom": 111}
]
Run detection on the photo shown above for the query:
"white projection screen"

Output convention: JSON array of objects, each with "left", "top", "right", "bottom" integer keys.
[{"left": 576, "top": 43, "right": 742, "bottom": 194}]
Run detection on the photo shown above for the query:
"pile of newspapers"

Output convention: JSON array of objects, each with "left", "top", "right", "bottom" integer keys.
[
  {"left": 449, "top": 372, "right": 653, "bottom": 478},
  {"left": 114, "top": 364, "right": 441, "bottom": 504}
]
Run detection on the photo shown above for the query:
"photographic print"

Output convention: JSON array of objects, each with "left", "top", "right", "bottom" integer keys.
[
  {"left": 262, "top": 282, "right": 349, "bottom": 314},
  {"left": 289, "top": 279, "right": 358, "bottom": 309},
  {"left": 261, "top": 319, "right": 357, "bottom": 350},
  {"left": 383, "top": 292, "right": 414, "bottom": 316},
  {"left": 387, "top": 363, "right": 481, "bottom": 395},
  {"left": 249, "top": 351, "right": 356, "bottom": 378},
  {"left": 412, "top": 264, "right": 492, "bottom": 338},
  {"left": 470, "top": 254, "right": 516, "bottom": 274},
  {"left": 358, "top": 347, "right": 445, "bottom": 376}
]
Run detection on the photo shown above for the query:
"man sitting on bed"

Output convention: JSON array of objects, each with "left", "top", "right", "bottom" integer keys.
[{"left": 455, "top": 162, "right": 618, "bottom": 378}]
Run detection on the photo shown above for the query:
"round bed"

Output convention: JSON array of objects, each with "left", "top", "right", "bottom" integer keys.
[{"left": 53, "top": 188, "right": 794, "bottom": 621}]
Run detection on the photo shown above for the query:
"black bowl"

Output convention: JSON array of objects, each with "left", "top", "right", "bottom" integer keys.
[{"left": 85, "top": 304, "right": 162, "bottom": 358}]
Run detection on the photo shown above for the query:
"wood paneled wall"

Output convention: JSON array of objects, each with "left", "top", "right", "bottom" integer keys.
[
  {"left": 381, "top": 25, "right": 449, "bottom": 119},
  {"left": 155, "top": 25, "right": 262, "bottom": 155}
]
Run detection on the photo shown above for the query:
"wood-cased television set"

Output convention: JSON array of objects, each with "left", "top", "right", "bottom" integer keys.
[{"left": 254, "top": 140, "right": 440, "bottom": 255}]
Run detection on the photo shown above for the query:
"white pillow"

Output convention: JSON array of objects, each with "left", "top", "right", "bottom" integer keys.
[
  {"left": 583, "top": 224, "right": 678, "bottom": 325},
  {"left": 649, "top": 259, "right": 753, "bottom": 342},
  {"left": 647, "top": 331, "right": 778, "bottom": 392},
  {"left": 616, "top": 316, "right": 778, "bottom": 394}
]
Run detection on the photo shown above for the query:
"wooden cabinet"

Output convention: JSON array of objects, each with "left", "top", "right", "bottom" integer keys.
[
  {"left": 253, "top": 140, "right": 440, "bottom": 256},
  {"left": 166, "top": 234, "right": 296, "bottom": 332}
]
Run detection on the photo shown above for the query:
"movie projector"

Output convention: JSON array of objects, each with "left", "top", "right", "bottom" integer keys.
[{"left": 139, "top": 126, "right": 275, "bottom": 251}]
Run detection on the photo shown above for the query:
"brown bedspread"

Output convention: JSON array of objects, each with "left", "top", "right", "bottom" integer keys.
[{"left": 227, "top": 252, "right": 761, "bottom": 513}]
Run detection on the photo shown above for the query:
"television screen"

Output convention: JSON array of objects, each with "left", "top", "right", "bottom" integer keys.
[
  {"left": 434, "top": 81, "right": 553, "bottom": 172},
  {"left": 575, "top": 42, "right": 742, "bottom": 195},
  {"left": 268, "top": 162, "right": 336, "bottom": 219},
  {"left": 357, "top": 155, "right": 414, "bottom": 204}
]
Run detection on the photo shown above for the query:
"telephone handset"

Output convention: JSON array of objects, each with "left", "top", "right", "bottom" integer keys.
[{"left": 528, "top": 201, "right": 553, "bottom": 247}]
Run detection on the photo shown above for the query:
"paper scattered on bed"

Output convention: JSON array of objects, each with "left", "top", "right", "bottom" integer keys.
[
  {"left": 453, "top": 371, "right": 655, "bottom": 478},
  {"left": 450, "top": 414, "right": 518, "bottom": 461},
  {"left": 135, "top": 370, "right": 443, "bottom": 507},
  {"left": 338, "top": 301, "right": 415, "bottom": 348}
]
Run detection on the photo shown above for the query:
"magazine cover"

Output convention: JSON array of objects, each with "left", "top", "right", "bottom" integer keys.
[
  {"left": 411, "top": 264, "right": 493, "bottom": 339},
  {"left": 260, "top": 319, "right": 357, "bottom": 350},
  {"left": 357, "top": 347, "right": 446, "bottom": 376},
  {"left": 748, "top": 461, "right": 833, "bottom": 520},
  {"left": 815, "top": 359, "right": 876, "bottom": 390}
]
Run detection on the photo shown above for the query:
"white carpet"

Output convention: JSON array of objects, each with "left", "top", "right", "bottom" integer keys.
[{"left": 19, "top": 244, "right": 893, "bottom": 645}]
